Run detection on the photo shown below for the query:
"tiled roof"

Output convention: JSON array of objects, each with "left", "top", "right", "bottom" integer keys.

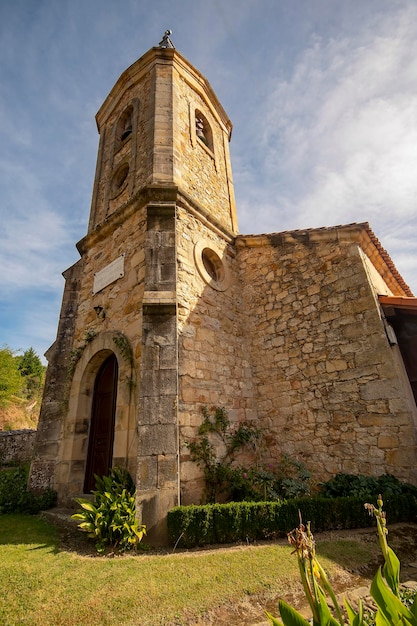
[
  {"left": 364, "top": 225, "right": 413, "bottom": 297},
  {"left": 379, "top": 295, "right": 417, "bottom": 313}
]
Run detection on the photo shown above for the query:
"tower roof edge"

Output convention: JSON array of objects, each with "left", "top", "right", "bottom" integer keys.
[{"left": 95, "top": 46, "right": 232, "bottom": 138}]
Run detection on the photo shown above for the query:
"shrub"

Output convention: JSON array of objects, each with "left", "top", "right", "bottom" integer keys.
[
  {"left": 0, "top": 465, "right": 57, "bottom": 514},
  {"left": 232, "top": 456, "right": 312, "bottom": 502},
  {"left": 168, "top": 494, "right": 417, "bottom": 548},
  {"left": 72, "top": 467, "right": 146, "bottom": 553},
  {"left": 319, "top": 473, "right": 417, "bottom": 499}
]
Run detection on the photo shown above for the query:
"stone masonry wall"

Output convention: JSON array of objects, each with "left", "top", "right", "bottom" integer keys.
[
  {"left": 177, "top": 207, "right": 257, "bottom": 504},
  {"left": 75, "top": 204, "right": 147, "bottom": 355},
  {"left": 0, "top": 430, "right": 36, "bottom": 465},
  {"left": 236, "top": 230, "right": 417, "bottom": 485},
  {"left": 173, "top": 73, "right": 235, "bottom": 232},
  {"left": 136, "top": 203, "right": 179, "bottom": 543},
  {"left": 90, "top": 73, "right": 153, "bottom": 230},
  {"left": 29, "top": 258, "right": 83, "bottom": 493},
  {"left": 41, "top": 202, "right": 148, "bottom": 502}
]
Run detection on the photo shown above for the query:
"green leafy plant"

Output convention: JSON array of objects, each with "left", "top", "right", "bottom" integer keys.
[
  {"left": 113, "top": 334, "right": 134, "bottom": 366},
  {"left": 0, "top": 465, "right": 56, "bottom": 514},
  {"left": 186, "top": 406, "right": 262, "bottom": 503},
  {"left": 319, "top": 473, "right": 417, "bottom": 499},
  {"left": 187, "top": 407, "right": 312, "bottom": 504},
  {"left": 266, "top": 496, "right": 417, "bottom": 626},
  {"left": 233, "top": 456, "right": 312, "bottom": 502},
  {"left": 72, "top": 467, "right": 146, "bottom": 553}
]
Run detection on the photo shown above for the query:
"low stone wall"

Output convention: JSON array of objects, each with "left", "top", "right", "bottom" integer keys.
[{"left": 0, "top": 429, "right": 36, "bottom": 465}]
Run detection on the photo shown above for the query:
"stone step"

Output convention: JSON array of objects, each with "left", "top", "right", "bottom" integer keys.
[{"left": 41, "top": 507, "right": 81, "bottom": 528}]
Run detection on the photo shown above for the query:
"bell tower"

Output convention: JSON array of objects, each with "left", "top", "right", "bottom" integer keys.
[
  {"left": 87, "top": 31, "right": 237, "bottom": 234},
  {"left": 29, "top": 32, "right": 238, "bottom": 542}
]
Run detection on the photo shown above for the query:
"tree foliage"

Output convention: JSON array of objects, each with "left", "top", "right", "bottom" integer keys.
[
  {"left": 0, "top": 345, "right": 45, "bottom": 407},
  {"left": 0, "top": 346, "right": 23, "bottom": 406},
  {"left": 16, "top": 347, "right": 45, "bottom": 399}
]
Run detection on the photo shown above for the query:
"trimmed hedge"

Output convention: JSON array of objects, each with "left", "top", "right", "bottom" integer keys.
[{"left": 167, "top": 495, "right": 417, "bottom": 548}]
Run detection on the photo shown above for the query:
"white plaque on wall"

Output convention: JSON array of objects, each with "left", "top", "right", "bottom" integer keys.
[{"left": 93, "top": 254, "right": 125, "bottom": 294}]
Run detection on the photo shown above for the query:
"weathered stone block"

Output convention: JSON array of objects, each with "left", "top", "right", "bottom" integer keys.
[
  {"left": 141, "top": 395, "right": 177, "bottom": 425},
  {"left": 378, "top": 434, "right": 399, "bottom": 449},
  {"left": 157, "top": 454, "right": 178, "bottom": 486},
  {"left": 360, "top": 380, "right": 401, "bottom": 401},
  {"left": 141, "top": 369, "right": 177, "bottom": 396},
  {"left": 138, "top": 424, "right": 178, "bottom": 456},
  {"left": 138, "top": 457, "right": 158, "bottom": 490},
  {"left": 386, "top": 447, "right": 417, "bottom": 467},
  {"left": 28, "top": 459, "right": 55, "bottom": 492}
]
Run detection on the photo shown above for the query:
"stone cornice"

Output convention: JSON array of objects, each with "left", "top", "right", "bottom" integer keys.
[
  {"left": 176, "top": 190, "right": 236, "bottom": 244},
  {"left": 76, "top": 184, "right": 236, "bottom": 255},
  {"left": 77, "top": 184, "right": 178, "bottom": 254}
]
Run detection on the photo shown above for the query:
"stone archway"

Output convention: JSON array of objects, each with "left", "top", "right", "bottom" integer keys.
[{"left": 55, "top": 332, "right": 137, "bottom": 503}]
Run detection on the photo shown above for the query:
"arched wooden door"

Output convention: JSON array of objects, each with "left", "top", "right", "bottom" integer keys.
[{"left": 84, "top": 354, "right": 118, "bottom": 492}]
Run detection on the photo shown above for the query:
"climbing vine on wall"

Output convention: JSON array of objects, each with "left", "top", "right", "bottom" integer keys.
[
  {"left": 186, "top": 406, "right": 262, "bottom": 503},
  {"left": 186, "top": 406, "right": 312, "bottom": 504},
  {"left": 67, "top": 328, "right": 98, "bottom": 378},
  {"left": 113, "top": 334, "right": 134, "bottom": 366}
]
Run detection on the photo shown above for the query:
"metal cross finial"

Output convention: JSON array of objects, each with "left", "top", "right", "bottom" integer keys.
[{"left": 159, "top": 29, "right": 175, "bottom": 49}]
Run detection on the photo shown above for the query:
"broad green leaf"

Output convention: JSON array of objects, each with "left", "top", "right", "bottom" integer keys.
[
  {"left": 266, "top": 611, "right": 284, "bottom": 626},
  {"left": 410, "top": 596, "right": 417, "bottom": 621},
  {"left": 371, "top": 568, "right": 414, "bottom": 624},
  {"left": 383, "top": 547, "right": 400, "bottom": 596},
  {"left": 79, "top": 500, "right": 96, "bottom": 512},
  {"left": 74, "top": 497, "right": 89, "bottom": 506},
  {"left": 278, "top": 599, "right": 311, "bottom": 626},
  {"left": 374, "top": 608, "right": 395, "bottom": 626},
  {"left": 345, "top": 598, "right": 365, "bottom": 626},
  {"left": 316, "top": 587, "right": 341, "bottom": 626}
]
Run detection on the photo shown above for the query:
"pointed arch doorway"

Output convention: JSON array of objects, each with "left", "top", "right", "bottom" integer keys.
[{"left": 84, "top": 353, "right": 118, "bottom": 492}]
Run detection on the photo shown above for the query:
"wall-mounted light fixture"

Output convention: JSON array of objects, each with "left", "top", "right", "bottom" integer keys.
[{"left": 93, "top": 305, "right": 106, "bottom": 319}]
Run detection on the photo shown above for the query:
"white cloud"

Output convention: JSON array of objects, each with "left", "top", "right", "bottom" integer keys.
[
  {"left": 258, "top": 4, "right": 417, "bottom": 226},
  {"left": 233, "top": 2, "right": 417, "bottom": 294},
  {"left": 0, "top": 159, "right": 78, "bottom": 291}
]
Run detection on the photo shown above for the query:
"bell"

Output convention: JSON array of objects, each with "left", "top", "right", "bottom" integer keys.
[{"left": 121, "top": 126, "right": 132, "bottom": 141}]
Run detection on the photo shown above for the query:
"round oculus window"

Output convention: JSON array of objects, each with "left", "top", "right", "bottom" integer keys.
[
  {"left": 111, "top": 163, "right": 129, "bottom": 196},
  {"left": 201, "top": 248, "right": 224, "bottom": 282},
  {"left": 193, "top": 240, "right": 230, "bottom": 291}
]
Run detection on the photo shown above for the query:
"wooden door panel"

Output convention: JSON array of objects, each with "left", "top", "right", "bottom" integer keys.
[{"left": 84, "top": 355, "right": 118, "bottom": 492}]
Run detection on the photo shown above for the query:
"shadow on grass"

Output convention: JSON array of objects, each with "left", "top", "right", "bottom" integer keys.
[
  {"left": 0, "top": 512, "right": 140, "bottom": 558},
  {"left": 2, "top": 512, "right": 417, "bottom": 570},
  {"left": 0, "top": 513, "right": 59, "bottom": 551}
]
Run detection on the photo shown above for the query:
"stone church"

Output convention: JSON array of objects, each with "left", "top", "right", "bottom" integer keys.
[{"left": 29, "top": 33, "right": 417, "bottom": 542}]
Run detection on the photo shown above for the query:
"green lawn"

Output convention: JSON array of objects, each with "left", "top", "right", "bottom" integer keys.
[{"left": 0, "top": 515, "right": 378, "bottom": 626}]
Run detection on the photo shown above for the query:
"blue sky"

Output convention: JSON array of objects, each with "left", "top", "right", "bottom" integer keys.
[{"left": 1, "top": 0, "right": 416, "bottom": 363}]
